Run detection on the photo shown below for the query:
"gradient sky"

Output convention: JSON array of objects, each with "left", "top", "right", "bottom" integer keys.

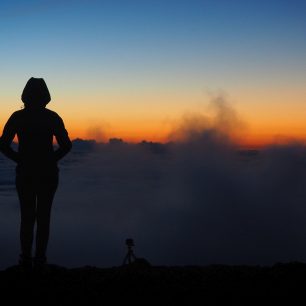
[{"left": 0, "top": 0, "right": 306, "bottom": 145}]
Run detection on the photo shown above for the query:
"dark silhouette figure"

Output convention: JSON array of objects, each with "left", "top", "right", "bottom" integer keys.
[{"left": 0, "top": 78, "right": 72, "bottom": 269}]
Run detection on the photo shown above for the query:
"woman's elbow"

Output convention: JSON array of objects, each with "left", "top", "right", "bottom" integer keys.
[
  {"left": 0, "top": 137, "right": 5, "bottom": 153},
  {"left": 66, "top": 140, "right": 72, "bottom": 153}
]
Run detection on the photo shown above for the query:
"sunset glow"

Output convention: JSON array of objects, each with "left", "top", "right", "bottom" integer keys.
[{"left": 0, "top": 0, "right": 305, "bottom": 147}]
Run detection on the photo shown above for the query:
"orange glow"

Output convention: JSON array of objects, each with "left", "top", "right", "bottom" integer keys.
[
  {"left": 66, "top": 125, "right": 306, "bottom": 148},
  {"left": 2, "top": 117, "right": 306, "bottom": 148},
  {"left": 1, "top": 88, "right": 306, "bottom": 148}
]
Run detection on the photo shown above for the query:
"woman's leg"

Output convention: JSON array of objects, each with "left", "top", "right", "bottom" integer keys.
[
  {"left": 35, "top": 175, "right": 58, "bottom": 260},
  {"left": 16, "top": 176, "right": 36, "bottom": 258}
]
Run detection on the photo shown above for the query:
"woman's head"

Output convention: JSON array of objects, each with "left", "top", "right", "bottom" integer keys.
[{"left": 21, "top": 77, "right": 51, "bottom": 108}]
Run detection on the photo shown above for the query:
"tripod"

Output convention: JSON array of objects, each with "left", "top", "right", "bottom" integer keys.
[{"left": 122, "top": 238, "right": 137, "bottom": 265}]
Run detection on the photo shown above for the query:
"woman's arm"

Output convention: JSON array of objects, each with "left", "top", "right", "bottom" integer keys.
[
  {"left": 53, "top": 115, "right": 72, "bottom": 161},
  {"left": 0, "top": 113, "right": 19, "bottom": 163}
]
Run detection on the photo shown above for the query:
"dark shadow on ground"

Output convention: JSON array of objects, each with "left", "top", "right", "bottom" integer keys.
[{"left": 1, "top": 262, "right": 306, "bottom": 304}]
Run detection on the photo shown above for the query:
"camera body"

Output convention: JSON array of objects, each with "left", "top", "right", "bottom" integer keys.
[{"left": 125, "top": 238, "right": 134, "bottom": 247}]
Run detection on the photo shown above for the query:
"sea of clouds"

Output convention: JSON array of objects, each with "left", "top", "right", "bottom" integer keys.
[{"left": 1, "top": 97, "right": 306, "bottom": 269}]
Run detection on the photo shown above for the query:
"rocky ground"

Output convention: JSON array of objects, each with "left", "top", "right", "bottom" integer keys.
[{"left": 0, "top": 262, "right": 306, "bottom": 304}]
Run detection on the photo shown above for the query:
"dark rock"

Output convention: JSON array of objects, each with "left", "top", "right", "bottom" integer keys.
[{"left": 0, "top": 262, "right": 306, "bottom": 304}]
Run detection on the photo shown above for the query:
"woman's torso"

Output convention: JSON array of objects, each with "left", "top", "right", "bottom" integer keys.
[{"left": 14, "top": 108, "right": 59, "bottom": 176}]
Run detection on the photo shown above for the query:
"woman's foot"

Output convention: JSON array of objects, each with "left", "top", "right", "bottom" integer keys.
[{"left": 18, "top": 254, "right": 32, "bottom": 270}]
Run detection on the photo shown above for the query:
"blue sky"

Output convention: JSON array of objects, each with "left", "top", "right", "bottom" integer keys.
[
  {"left": 0, "top": 0, "right": 306, "bottom": 143},
  {"left": 1, "top": 0, "right": 305, "bottom": 82}
]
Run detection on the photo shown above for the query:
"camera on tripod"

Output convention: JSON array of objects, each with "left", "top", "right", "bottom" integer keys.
[
  {"left": 122, "top": 238, "right": 136, "bottom": 265},
  {"left": 122, "top": 238, "right": 151, "bottom": 267}
]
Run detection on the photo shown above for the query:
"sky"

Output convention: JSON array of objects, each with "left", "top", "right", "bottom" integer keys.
[{"left": 0, "top": 0, "right": 306, "bottom": 145}]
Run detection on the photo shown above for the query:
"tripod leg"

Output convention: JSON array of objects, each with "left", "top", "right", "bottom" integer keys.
[
  {"left": 122, "top": 250, "right": 137, "bottom": 265},
  {"left": 131, "top": 252, "right": 136, "bottom": 262},
  {"left": 122, "top": 253, "right": 129, "bottom": 266}
]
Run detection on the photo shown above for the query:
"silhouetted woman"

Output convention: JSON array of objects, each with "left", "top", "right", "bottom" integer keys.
[{"left": 0, "top": 78, "right": 72, "bottom": 269}]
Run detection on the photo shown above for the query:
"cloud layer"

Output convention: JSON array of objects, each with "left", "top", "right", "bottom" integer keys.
[{"left": 1, "top": 98, "right": 306, "bottom": 268}]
